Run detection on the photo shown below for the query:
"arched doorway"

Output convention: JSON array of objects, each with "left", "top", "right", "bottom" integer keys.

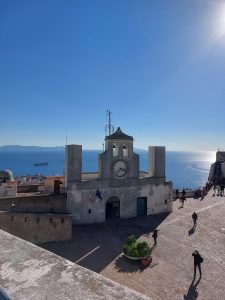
[{"left": 106, "top": 196, "right": 120, "bottom": 219}]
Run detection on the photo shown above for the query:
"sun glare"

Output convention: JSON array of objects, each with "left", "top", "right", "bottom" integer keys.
[{"left": 216, "top": 5, "right": 225, "bottom": 37}]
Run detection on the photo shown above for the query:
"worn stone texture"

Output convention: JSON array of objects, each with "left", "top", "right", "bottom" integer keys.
[
  {"left": 0, "top": 193, "right": 67, "bottom": 213},
  {"left": 0, "top": 230, "right": 151, "bottom": 300},
  {"left": 0, "top": 212, "right": 72, "bottom": 243},
  {"left": 42, "top": 190, "right": 225, "bottom": 299}
]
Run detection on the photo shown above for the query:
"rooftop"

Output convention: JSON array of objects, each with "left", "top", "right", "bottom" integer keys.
[{"left": 105, "top": 127, "right": 133, "bottom": 141}]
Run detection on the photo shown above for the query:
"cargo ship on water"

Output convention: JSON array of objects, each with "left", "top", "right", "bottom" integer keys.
[{"left": 33, "top": 162, "right": 48, "bottom": 167}]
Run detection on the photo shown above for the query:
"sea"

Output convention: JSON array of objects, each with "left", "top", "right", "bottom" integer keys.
[{"left": 0, "top": 149, "right": 216, "bottom": 190}]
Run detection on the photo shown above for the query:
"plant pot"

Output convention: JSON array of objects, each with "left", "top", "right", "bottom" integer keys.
[
  {"left": 141, "top": 256, "right": 152, "bottom": 267},
  {"left": 123, "top": 253, "right": 142, "bottom": 260}
]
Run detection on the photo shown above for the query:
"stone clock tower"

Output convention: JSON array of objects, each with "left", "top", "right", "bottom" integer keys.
[{"left": 98, "top": 127, "right": 139, "bottom": 179}]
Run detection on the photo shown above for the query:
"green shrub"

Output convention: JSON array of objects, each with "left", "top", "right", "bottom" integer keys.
[{"left": 123, "top": 235, "right": 151, "bottom": 258}]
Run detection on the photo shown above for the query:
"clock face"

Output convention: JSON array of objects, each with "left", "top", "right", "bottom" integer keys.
[{"left": 113, "top": 160, "right": 127, "bottom": 177}]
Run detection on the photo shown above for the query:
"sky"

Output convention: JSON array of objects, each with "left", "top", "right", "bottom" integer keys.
[{"left": 1, "top": 0, "right": 225, "bottom": 151}]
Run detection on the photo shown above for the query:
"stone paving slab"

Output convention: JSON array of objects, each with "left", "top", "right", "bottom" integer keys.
[{"left": 41, "top": 190, "right": 225, "bottom": 299}]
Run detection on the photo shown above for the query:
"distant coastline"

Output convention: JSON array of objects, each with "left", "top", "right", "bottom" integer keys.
[
  {"left": 0, "top": 145, "right": 216, "bottom": 153},
  {"left": 0, "top": 148, "right": 215, "bottom": 189},
  {"left": 0, "top": 145, "right": 65, "bottom": 152}
]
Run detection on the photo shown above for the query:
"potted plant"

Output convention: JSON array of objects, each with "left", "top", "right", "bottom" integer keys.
[{"left": 123, "top": 235, "right": 152, "bottom": 266}]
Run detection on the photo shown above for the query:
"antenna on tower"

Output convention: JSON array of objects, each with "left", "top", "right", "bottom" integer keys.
[{"left": 105, "top": 110, "right": 114, "bottom": 136}]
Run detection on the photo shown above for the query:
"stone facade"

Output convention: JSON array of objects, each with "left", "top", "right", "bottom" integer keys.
[
  {"left": 66, "top": 127, "right": 173, "bottom": 224},
  {"left": 0, "top": 193, "right": 71, "bottom": 243},
  {"left": 0, "top": 193, "right": 67, "bottom": 212},
  {"left": 0, "top": 212, "right": 72, "bottom": 244},
  {"left": 0, "top": 182, "right": 17, "bottom": 198},
  {"left": 208, "top": 150, "right": 225, "bottom": 184}
]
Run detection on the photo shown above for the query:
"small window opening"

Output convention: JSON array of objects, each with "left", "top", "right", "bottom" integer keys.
[
  {"left": 165, "top": 199, "right": 168, "bottom": 204},
  {"left": 113, "top": 144, "right": 118, "bottom": 157},
  {"left": 123, "top": 145, "right": 128, "bottom": 157}
]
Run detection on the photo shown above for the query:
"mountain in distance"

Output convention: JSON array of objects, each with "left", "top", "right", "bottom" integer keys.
[{"left": 0, "top": 145, "right": 65, "bottom": 152}]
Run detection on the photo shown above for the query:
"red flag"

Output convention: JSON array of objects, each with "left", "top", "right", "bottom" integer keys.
[{"left": 89, "top": 191, "right": 95, "bottom": 203}]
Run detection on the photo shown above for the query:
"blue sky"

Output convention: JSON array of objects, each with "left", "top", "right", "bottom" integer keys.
[{"left": 1, "top": 0, "right": 225, "bottom": 150}]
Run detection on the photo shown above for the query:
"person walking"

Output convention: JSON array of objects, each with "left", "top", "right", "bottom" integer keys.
[
  {"left": 220, "top": 184, "right": 224, "bottom": 196},
  {"left": 192, "top": 212, "right": 198, "bottom": 226},
  {"left": 152, "top": 229, "right": 159, "bottom": 245},
  {"left": 180, "top": 188, "right": 186, "bottom": 207},
  {"left": 192, "top": 250, "right": 203, "bottom": 277},
  {"left": 182, "top": 188, "right": 186, "bottom": 199},
  {"left": 213, "top": 184, "right": 217, "bottom": 196},
  {"left": 217, "top": 185, "right": 221, "bottom": 196}
]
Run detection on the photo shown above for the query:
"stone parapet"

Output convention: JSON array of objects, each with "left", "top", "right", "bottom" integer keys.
[
  {"left": 0, "top": 212, "right": 72, "bottom": 244},
  {"left": 0, "top": 230, "right": 151, "bottom": 300},
  {"left": 0, "top": 193, "right": 67, "bottom": 213},
  {"left": 73, "top": 177, "right": 171, "bottom": 191}
]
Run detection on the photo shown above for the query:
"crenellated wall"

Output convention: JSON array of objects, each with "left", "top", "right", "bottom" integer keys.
[{"left": 0, "top": 212, "right": 72, "bottom": 244}]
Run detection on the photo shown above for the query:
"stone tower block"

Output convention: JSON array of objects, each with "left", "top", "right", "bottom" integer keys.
[
  {"left": 148, "top": 146, "right": 165, "bottom": 178},
  {"left": 216, "top": 151, "right": 225, "bottom": 162},
  {"left": 65, "top": 144, "right": 82, "bottom": 187}
]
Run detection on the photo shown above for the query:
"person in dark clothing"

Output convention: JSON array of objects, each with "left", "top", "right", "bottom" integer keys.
[
  {"left": 175, "top": 189, "right": 179, "bottom": 199},
  {"left": 192, "top": 250, "right": 203, "bottom": 277},
  {"left": 182, "top": 188, "right": 186, "bottom": 199},
  {"left": 192, "top": 212, "right": 198, "bottom": 226},
  {"left": 220, "top": 184, "right": 224, "bottom": 196},
  {"left": 152, "top": 229, "right": 159, "bottom": 245}
]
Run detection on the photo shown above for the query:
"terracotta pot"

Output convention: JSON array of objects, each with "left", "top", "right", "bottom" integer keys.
[{"left": 141, "top": 257, "right": 152, "bottom": 267}]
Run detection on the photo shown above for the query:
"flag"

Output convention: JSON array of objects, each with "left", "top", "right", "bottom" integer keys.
[
  {"left": 89, "top": 191, "right": 95, "bottom": 203},
  {"left": 96, "top": 189, "right": 102, "bottom": 201}
]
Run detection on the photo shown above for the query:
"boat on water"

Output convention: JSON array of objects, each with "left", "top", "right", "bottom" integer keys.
[{"left": 33, "top": 162, "right": 48, "bottom": 167}]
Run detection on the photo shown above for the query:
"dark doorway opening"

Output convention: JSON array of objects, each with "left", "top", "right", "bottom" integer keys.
[
  {"left": 54, "top": 180, "right": 61, "bottom": 194},
  {"left": 106, "top": 196, "right": 120, "bottom": 219},
  {"left": 137, "top": 197, "right": 147, "bottom": 216}
]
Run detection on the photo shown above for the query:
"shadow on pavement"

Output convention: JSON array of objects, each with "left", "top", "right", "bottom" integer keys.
[
  {"left": 0, "top": 288, "right": 11, "bottom": 300},
  {"left": 115, "top": 256, "right": 144, "bottom": 273},
  {"left": 188, "top": 224, "right": 197, "bottom": 236},
  {"left": 40, "top": 212, "right": 170, "bottom": 273},
  {"left": 183, "top": 277, "right": 201, "bottom": 300}
]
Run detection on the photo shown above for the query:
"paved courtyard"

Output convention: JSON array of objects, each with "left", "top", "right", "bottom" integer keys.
[{"left": 41, "top": 190, "right": 225, "bottom": 300}]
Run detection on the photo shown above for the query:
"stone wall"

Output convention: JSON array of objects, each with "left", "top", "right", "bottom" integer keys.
[
  {"left": 0, "top": 182, "right": 17, "bottom": 198},
  {"left": 67, "top": 179, "right": 172, "bottom": 224},
  {"left": 17, "top": 184, "right": 41, "bottom": 193},
  {"left": 0, "top": 230, "right": 150, "bottom": 300},
  {"left": 0, "top": 212, "right": 72, "bottom": 244},
  {"left": 0, "top": 193, "right": 67, "bottom": 213}
]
